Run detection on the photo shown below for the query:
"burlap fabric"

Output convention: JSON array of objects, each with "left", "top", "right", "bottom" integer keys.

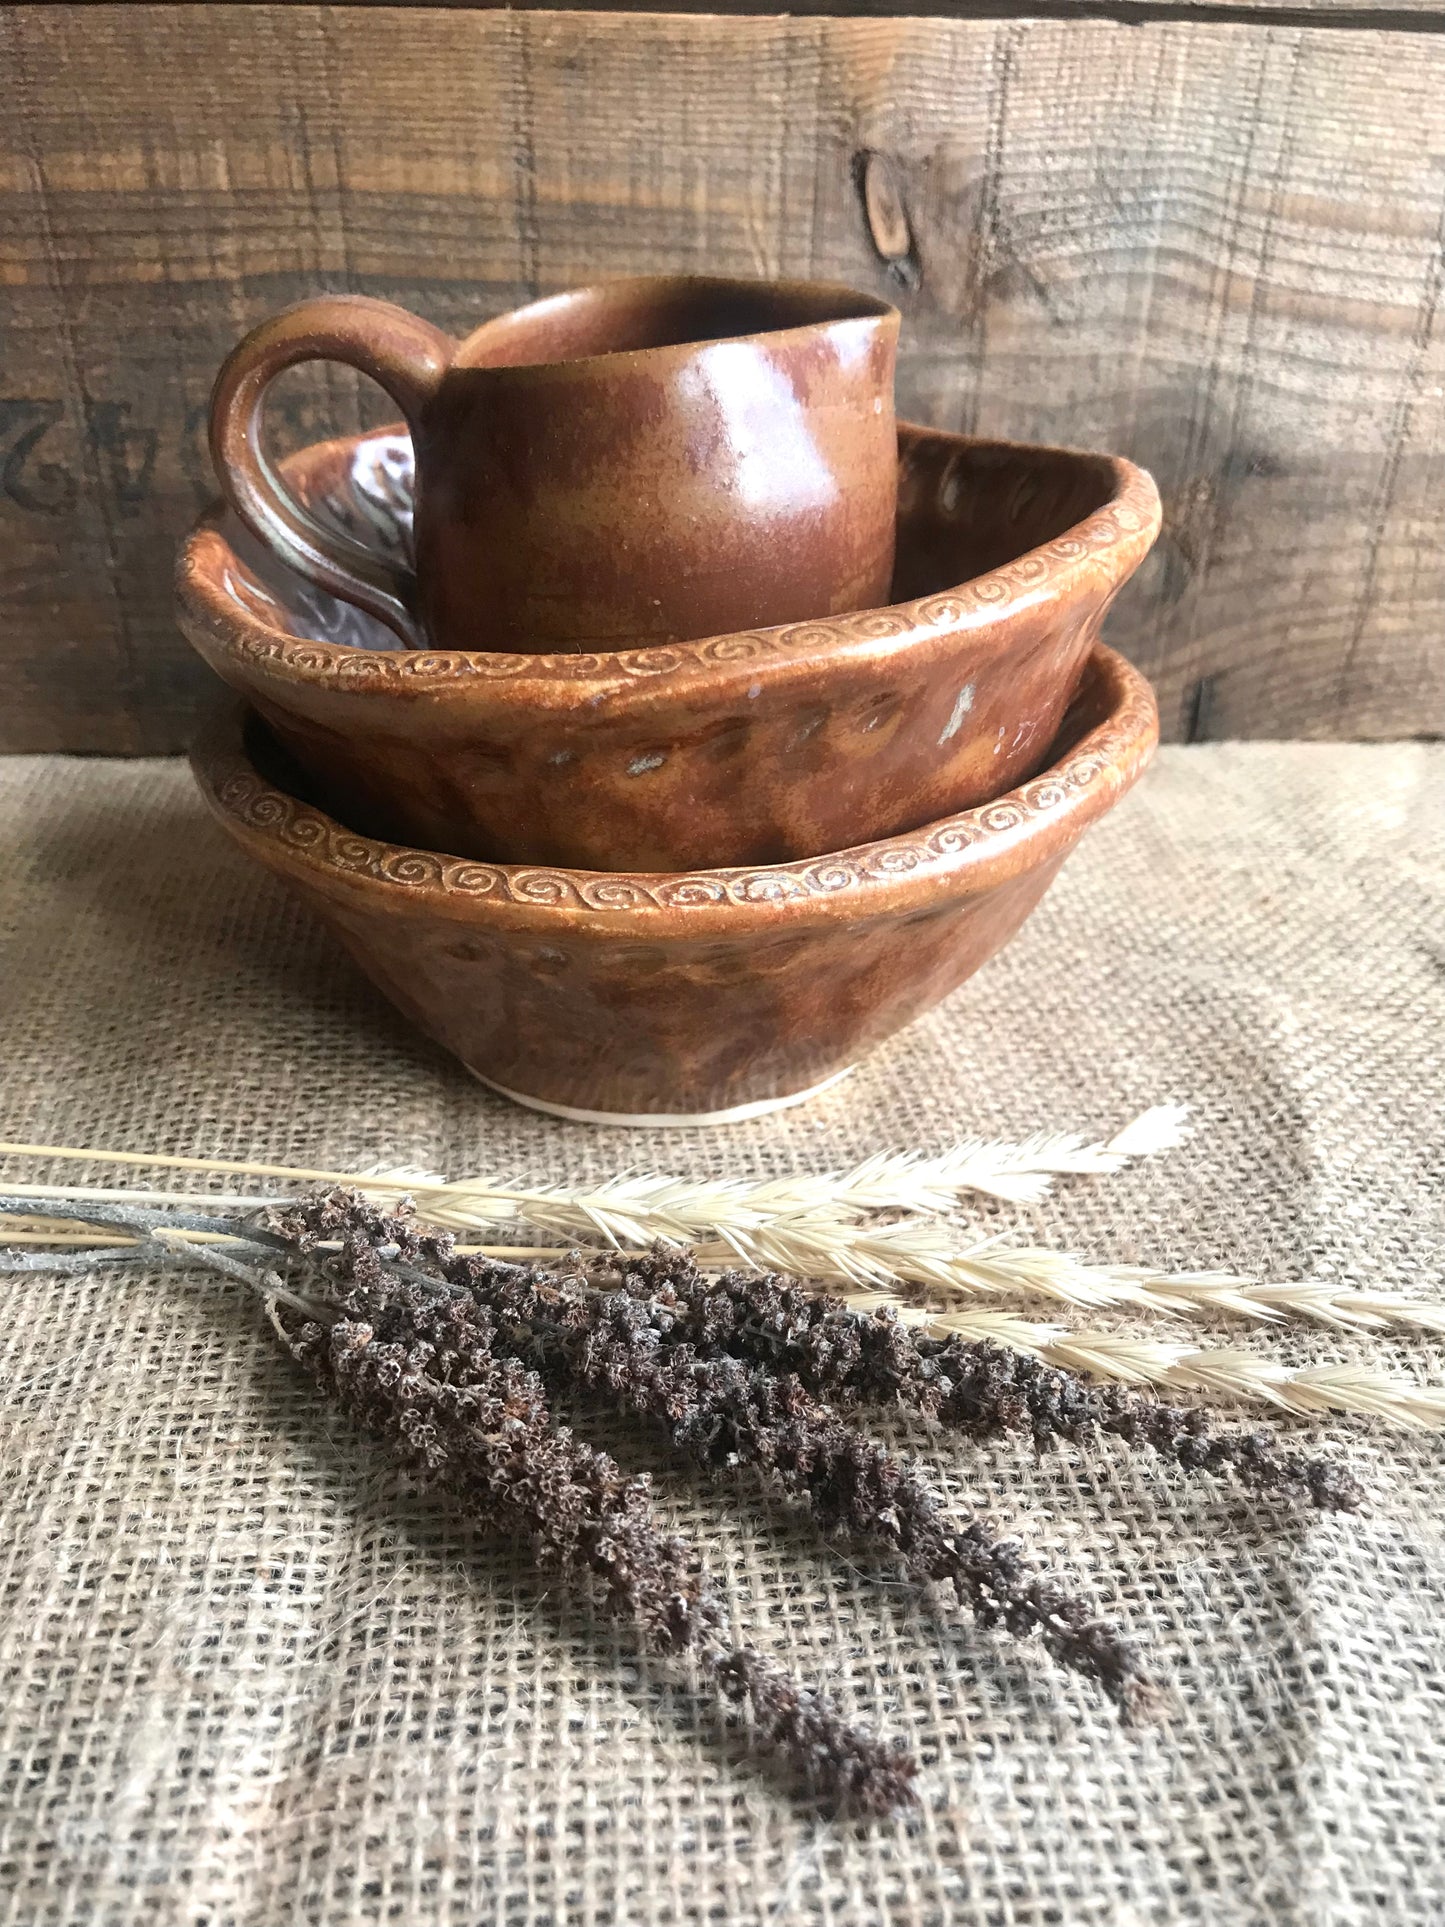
[{"left": 1, "top": 743, "right": 1441, "bottom": 1926}]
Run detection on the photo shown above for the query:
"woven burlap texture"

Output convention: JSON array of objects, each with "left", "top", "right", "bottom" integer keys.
[{"left": 1, "top": 743, "right": 1441, "bottom": 1927}]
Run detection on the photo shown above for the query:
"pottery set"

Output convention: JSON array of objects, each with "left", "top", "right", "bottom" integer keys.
[{"left": 180, "top": 276, "right": 1162, "bottom": 1123}]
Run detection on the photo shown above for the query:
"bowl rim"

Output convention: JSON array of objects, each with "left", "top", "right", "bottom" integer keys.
[
  {"left": 176, "top": 422, "right": 1162, "bottom": 703},
  {"left": 191, "top": 641, "right": 1158, "bottom": 935}
]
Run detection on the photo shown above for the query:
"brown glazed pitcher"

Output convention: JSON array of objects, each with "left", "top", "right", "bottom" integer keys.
[{"left": 209, "top": 277, "right": 900, "bottom": 652}]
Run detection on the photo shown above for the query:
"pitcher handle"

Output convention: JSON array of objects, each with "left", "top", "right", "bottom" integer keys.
[{"left": 209, "top": 295, "right": 455, "bottom": 647}]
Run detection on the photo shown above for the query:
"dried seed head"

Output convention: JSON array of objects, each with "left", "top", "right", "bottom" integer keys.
[
  {"left": 268, "top": 1224, "right": 914, "bottom": 1812},
  {"left": 438, "top": 1250, "right": 1158, "bottom": 1718},
  {"left": 578, "top": 1249, "right": 1362, "bottom": 1512}
]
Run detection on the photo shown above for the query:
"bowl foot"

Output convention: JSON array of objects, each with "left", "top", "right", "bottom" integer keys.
[{"left": 468, "top": 1065, "right": 856, "bottom": 1128}]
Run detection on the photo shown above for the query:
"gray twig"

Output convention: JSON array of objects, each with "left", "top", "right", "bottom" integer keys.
[
  {"left": 0, "top": 1193, "right": 289, "bottom": 1246},
  {"left": 155, "top": 1231, "right": 335, "bottom": 1324},
  {"left": 0, "top": 1241, "right": 179, "bottom": 1275}
]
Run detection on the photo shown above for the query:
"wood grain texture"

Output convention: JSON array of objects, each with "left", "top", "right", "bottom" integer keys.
[{"left": 2, "top": 5, "right": 1443, "bottom": 752}]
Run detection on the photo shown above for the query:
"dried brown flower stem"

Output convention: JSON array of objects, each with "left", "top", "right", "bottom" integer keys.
[
  {"left": 28, "top": 1192, "right": 1358, "bottom": 1497},
  {"left": 8, "top": 1172, "right": 1391, "bottom": 1806},
  {"left": 102, "top": 1216, "right": 916, "bottom": 1812},
  {"left": 574, "top": 1254, "right": 1361, "bottom": 1511},
  {"left": 267, "top": 1196, "right": 1160, "bottom": 1720},
  {"left": 273, "top": 1264, "right": 916, "bottom": 1812}
]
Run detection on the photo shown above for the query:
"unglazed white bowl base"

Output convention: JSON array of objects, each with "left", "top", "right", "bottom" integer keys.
[{"left": 468, "top": 1064, "right": 856, "bottom": 1128}]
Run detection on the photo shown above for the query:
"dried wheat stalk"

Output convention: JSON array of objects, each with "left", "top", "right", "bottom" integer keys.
[
  {"left": 5, "top": 1188, "right": 1443, "bottom": 1341},
  {"left": 678, "top": 1224, "right": 1445, "bottom": 1335},
  {"left": 3, "top": 1105, "right": 1442, "bottom": 1423},
  {"left": 4, "top": 1195, "right": 1443, "bottom": 1431},
  {"left": 849, "top": 1300, "right": 1445, "bottom": 1431},
  {"left": 0, "top": 1105, "right": 1187, "bottom": 1219},
  {"left": 0, "top": 1117, "right": 1441, "bottom": 1341}
]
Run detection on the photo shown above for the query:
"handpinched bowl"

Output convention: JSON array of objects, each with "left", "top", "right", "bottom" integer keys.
[
  {"left": 190, "top": 645, "right": 1158, "bottom": 1125},
  {"left": 177, "top": 424, "right": 1160, "bottom": 873}
]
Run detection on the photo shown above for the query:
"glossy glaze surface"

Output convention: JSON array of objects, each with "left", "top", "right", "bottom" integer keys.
[
  {"left": 209, "top": 277, "right": 899, "bottom": 652},
  {"left": 179, "top": 423, "right": 1161, "bottom": 871},
  {"left": 189, "top": 645, "right": 1158, "bottom": 1119}
]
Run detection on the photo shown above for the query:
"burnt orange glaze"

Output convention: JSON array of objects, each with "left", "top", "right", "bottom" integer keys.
[
  {"left": 189, "top": 646, "right": 1158, "bottom": 1119},
  {"left": 423, "top": 277, "right": 899, "bottom": 651},
  {"left": 179, "top": 423, "right": 1161, "bottom": 872},
  {"left": 209, "top": 277, "right": 899, "bottom": 653}
]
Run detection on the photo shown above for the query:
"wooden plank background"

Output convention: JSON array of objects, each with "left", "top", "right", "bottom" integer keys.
[{"left": 2, "top": 4, "right": 1443, "bottom": 752}]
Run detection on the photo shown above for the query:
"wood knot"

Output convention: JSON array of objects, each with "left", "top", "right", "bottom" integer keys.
[{"left": 858, "top": 151, "right": 920, "bottom": 290}]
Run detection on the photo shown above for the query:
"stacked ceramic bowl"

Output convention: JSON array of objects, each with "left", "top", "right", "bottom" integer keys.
[{"left": 179, "top": 277, "right": 1161, "bottom": 1124}]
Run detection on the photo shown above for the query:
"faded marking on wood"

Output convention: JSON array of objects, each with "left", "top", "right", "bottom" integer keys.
[{"left": 0, "top": 6, "right": 1442, "bottom": 752}]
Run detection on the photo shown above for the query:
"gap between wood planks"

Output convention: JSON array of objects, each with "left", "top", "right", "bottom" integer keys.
[{"left": 88, "top": 0, "right": 1445, "bottom": 30}]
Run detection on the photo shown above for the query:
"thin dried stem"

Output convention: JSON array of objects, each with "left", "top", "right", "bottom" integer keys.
[
  {"left": 0, "top": 1179, "right": 282, "bottom": 1211},
  {"left": 0, "top": 1140, "right": 375, "bottom": 1187},
  {"left": 0, "top": 1228, "right": 251, "bottom": 1249},
  {"left": 0, "top": 1192, "right": 285, "bottom": 1243},
  {"left": 0, "top": 1243, "right": 175, "bottom": 1274},
  {"left": 0, "top": 1203, "right": 569, "bottom": 1263}
]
